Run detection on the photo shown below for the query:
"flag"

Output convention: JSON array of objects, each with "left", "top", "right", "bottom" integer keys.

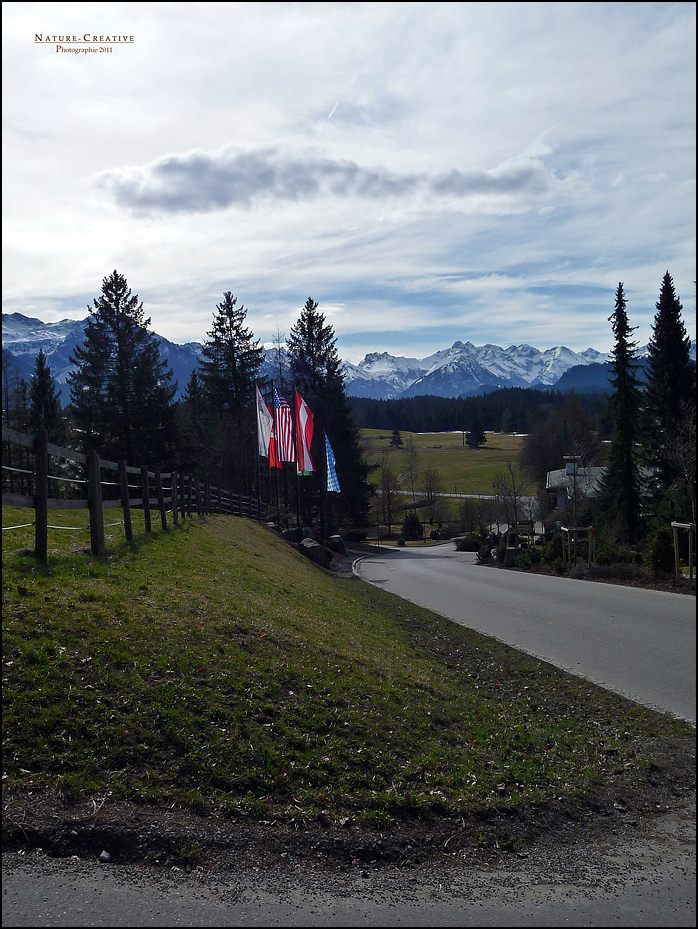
[
  {"left": 271, "top": 388, "right": 296, "bottom": 464},
  {"left": 255, "top": 386, "right": 273, "bottom": 457},
  {"left": 325, "top": 433, "right": 340, "bottom": 492},
  {"left": 295, "top": 391, "right": 314, "bottom": 475}
]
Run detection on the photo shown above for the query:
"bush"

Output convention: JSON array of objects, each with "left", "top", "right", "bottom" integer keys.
[
  {"left": 401, "top": 511, "right": 423, "bottom": 541},
  {"left": 515, "top": 548, "right": 541, "bottom": 570},
  {"left": 596, "top": 543, "right": 639, "bottom": 566},
  {"left": 646, "top": 527, "right": 675, "bottom": 576},
  {"left": 476, "top": 545, "right": 492, "bottom": 564},
  {"left": 455, "top": 534, "right": 480, "bottom": 552},
  {"left": 543, "top": 535, "right": 563, "bottom": 564},
  {"left": 344, "top": 529, "right": 368, "bottom": 543}
]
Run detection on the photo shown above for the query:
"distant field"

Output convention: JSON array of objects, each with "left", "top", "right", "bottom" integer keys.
[{"left": 360, "top": 429, "right": 531, "bottom": 499}]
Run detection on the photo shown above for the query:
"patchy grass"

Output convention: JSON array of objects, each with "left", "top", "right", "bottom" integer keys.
[{"left": 2, "top": 506, "right": 693, "bottom": 832}]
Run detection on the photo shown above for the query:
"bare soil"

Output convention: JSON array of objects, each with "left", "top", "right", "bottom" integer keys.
[{"left": 2, "top": 730, "right": 695, "bottom": 875}]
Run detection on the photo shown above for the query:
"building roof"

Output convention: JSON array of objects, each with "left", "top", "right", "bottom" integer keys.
[{"left": 545, "top": 466, "right": 605, "bottom": 497}]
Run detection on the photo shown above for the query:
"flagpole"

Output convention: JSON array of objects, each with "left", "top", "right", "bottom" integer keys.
[
  {"left": 272, "top": 380, "right": 281, "bottom": 527},
  {"left": 292, "top": 385, "right": 302, "bottom": 535},
  {"left": 255, "top": 383, "right": 262, "bottom": 522}
]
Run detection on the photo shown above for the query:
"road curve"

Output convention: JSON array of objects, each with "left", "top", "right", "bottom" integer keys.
[{"left": 354, "top": 542, "right": 696, "bottom": 724}]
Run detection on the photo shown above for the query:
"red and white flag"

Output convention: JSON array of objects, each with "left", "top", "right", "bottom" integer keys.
[{"left": 295, "top": 391, "right": 314, "bottom": 474}]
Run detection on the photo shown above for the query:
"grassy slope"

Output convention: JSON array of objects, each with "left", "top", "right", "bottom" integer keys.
[{"left": 2, "top": 508, "right": 693, "bottom": 829}]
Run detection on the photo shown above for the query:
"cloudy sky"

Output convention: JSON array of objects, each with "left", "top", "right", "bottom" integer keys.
[{"left": 2, "top": 1, "right": 695, "bottom": 363}]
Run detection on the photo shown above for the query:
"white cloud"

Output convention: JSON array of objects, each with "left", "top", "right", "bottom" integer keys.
[{"left": 2, "top": 0, "right": 695, "bottom": 363}]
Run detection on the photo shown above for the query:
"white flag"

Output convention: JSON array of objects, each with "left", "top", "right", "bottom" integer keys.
[{"left": 256, "top": 386, "right": 274, "bottom": 457}]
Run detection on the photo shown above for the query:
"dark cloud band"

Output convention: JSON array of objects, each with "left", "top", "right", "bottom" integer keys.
[{"left": 97, "top": 146, "right": 553, "bottom": 214}]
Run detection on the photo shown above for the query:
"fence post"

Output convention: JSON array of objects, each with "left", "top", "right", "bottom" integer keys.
[
  {"left": 34, "top": 428, "right": 48, "bottom": 564},
  {"left": 171, "top": 471, "right": 178, "bottom": 526},
  {"left": 155, "top": 469, "right": 167, "bottom": 530},
  {"left": 141, "top": 466, "right": 152, "bottom": 533},
  {"left": 119, "top": 460, "right": 133, "bottom": 542},
  {"left": 186, "top": 474, "right": 193, "bottom": 518},
  {"left": 88, "top": 449, "right": 106, "bottom": 556}
]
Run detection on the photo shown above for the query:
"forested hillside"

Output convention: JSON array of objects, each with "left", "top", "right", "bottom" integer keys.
[{"left": 350, "top": 388, "right": 611, "bottom": 437}]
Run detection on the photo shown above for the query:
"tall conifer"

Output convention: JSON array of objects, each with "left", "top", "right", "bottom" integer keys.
[
  {"left": 198, "top": 292, "right": 263, "bottom": 492},
  {"left": 287, "top": 297, "right": 372, "bottom": 535},
  {"left": 68, "top": 270, "right": 176, "bottom": 464},
  {"left": 28, "top": 349, "right": 65, "bottom": 443},
  {"left": 643, "top": 271, "right": 696, "bottom": 496},
  {"left": 598, "top": 283, "right": 643, "bottom": 542}
]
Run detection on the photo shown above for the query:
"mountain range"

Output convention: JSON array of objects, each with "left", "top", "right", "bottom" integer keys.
[{"left": 3, "top": 312, "right": 694, "bottom": 404}]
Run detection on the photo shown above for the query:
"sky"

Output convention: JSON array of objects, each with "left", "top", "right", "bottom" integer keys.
[{"left": 2, "top": 2, "right": 696, "bottom": 364}]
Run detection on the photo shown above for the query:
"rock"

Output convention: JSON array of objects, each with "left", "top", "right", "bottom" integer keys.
[
  {"left": 327, "top": 534, "right": 346, "bottom": 555},
  {"left": 302, "top": 526, "right": 315, "bottom": 540},
  {"left": 281, "top": 528, "right": 302, "bottom": 543},
  {"left": 300, "top": 538, "right": 331, "bottom": 568},
  {"left": 99, "top": 850, "right": 111, "bottom": 862}
]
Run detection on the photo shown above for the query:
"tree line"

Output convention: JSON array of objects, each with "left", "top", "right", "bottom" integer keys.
[
  {"left": 3, "top": 269, "right": 694, "bottom": 551},
  {"left": 2, "top": 272, "right": 372, "bottom": 538},
  {"left": 350, "top": 388, "right": 611, "bottom": 437},
  {"left": 521, "top": 273, "right": 694, "bottom": 550}
]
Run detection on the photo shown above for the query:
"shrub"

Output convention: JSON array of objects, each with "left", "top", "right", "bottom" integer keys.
[
  {"left": 476, "top": 546, "right": 492, "bottom": 564},
  {"left": 515, "top": 548, "right": 541, "bottom": 570},
  {"left": 401, "top": 511, "right": 423, "bottom": 541},
  {"left": 596, "top": 543, "right": 639, "bottom": 566},
  {"left": 543, "top": 535, "right": 563, "bottom": 564},
  {"left": 455, "top": 535, "right": 480, "bottom": 552},
  {"left": 646, "top": 527, "right": 675, "bottom": 576}
]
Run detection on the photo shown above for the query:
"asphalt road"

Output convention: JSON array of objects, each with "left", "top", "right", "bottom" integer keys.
[
  {"left": 2, "top": 806, "right": 696, "bottom": 928},
  {"left": 355, "top": 542, "right": 696, "bottom": 724}
]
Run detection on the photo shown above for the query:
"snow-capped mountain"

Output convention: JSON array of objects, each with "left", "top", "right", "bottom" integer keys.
[
  {"left": 341, "top": 341, "right": 615, "bottom": 399},
  {"left": 4, "top": 311, "right": 693, "bottom": 403},
  {"left": 2, "top": 313, "right": 204, "bottom": 403}
]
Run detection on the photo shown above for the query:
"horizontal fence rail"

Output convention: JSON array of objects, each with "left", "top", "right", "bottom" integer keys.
[{"left": 2, "top": 426, "right": 266, "bottom": 562}]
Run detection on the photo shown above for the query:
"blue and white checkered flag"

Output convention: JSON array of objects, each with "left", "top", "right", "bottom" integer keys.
[{"left": 325, "top": 433, "right": 340, "bottom": 493}]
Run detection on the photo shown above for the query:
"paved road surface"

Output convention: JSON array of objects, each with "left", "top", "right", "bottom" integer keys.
[
  {"left": 355, "top": 543, "right": 696, "bottom": 723},
  {"left": 3, "top": 802, "right": 696, "bottom": 927}
]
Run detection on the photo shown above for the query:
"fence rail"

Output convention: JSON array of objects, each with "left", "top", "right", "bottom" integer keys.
[{"left": 2, "top": 426, "right": 266, "bottom": 562}]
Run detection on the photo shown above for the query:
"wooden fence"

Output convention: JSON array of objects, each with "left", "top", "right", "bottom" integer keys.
[{"left": 2, "top": 426, "right": 266, "bottom": 562}]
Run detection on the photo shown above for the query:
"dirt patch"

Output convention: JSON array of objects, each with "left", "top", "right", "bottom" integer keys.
[{"left": 3, "top": 740, "right": 694, "bottom": 874}]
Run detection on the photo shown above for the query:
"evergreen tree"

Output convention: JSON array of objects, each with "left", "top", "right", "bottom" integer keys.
[
  {"left": 199, "top": 292, "right": 263, "bottom": 413},
  {"left": 466, "top": 410, "right": 486, "bottom": 448},
  {"left": 68, "top": 271, "right": 177, "bottom": 464},
  {"left": 598, "top": 283, "right": 643, "bottom": 542},
  {"left": 28, "top": 349, "right": 65, "bottom": 443},
  {"left": 287, "top": 297, "right": 372, "bottom": 535},
  {"left": 643, "top": 272, "right": 696, "bottom": 495},
  {"left": 198, "top": 292, "right": 263, "bottom": 493},
  {"left": 175, "top": 369, "right": 208, "bottom": 476}
]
